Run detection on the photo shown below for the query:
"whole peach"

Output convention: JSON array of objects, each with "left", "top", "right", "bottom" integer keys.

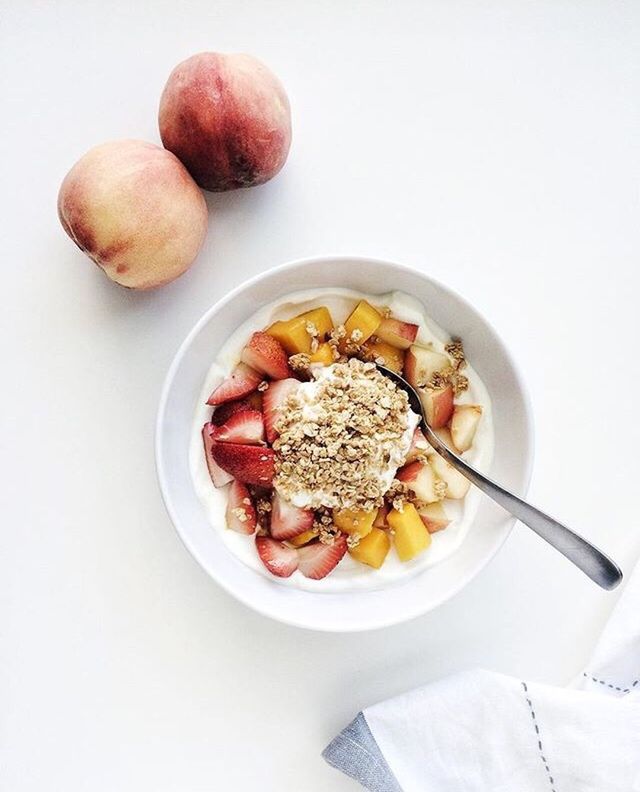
[
  {"left": 159, "top": 53, "right": 291, "bottom": 191},
  {"left": 58, "top": 140, "right": 208, "bottom": 289}
]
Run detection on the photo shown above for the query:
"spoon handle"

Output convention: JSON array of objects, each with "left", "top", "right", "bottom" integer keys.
[{"left": 424, "top": 425, "right": 623, "bottom": 590}]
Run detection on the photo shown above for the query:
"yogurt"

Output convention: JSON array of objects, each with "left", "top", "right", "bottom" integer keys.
[{"left": 190, "top": 288, "right": 495, "bottom": 593}]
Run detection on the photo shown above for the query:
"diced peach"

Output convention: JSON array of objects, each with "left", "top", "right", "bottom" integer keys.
[
  {"left": 349, "top": 527, "right": 390, "bottom": 569},
  {"left": 309, "top": 341, "right": 335, "bottom": 366},
  {"left": 412, "top": 427, "right": 454, "bottom": 458},
  {"left": 332, "top": 508, "right": 377, "bottom": 538},
  {"left": 429, "top": 455, "right": 470, "bottom": 499},
  {"left": 266, "top": 307, "right": 334, "bottom": 355},
  {"left": 433, "top": 426, "right": 455, "bottom": 450},
  {"left": 265, "top": 319, "right": 299, "bottom": 353},
  {"left": 302, "top": 307, "right": 334, "bottom": 338},
  {"left": 362, "top": 339, "right": 405, "bottom": 373},
  {"left": 418, "top": 502, "right": 451, "bottom": 533},
  {"left": 450, "top": 405, "right": 483, "bottom": 452},
  {"left": 396, "top": 461, "right": 440, "bottom": 504},
  {"left": 419, "top": 385, "right": 454, "bottom": 429},
  {"left": 342, "top": 300, "right": 381, "bottom": 348},
  {"left": 373, "top": 503, "right": 389, "bottom": 528},
  {"left": 405, "top": 427, "right": 430, "bottom": 463},
  {"left": 404, "top": 346, "right": 451, "bottom": 388},
  {"left": 375, "top": 317, "right": 419, "bottom": 349},
  {"left": 388, "top": 503, "right": 431, "bottom": 561},
  {"left": 288, "top": 529, "right": 319, "bottom": 547}
]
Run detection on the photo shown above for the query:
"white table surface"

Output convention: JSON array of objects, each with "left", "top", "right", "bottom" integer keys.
[{"left": 2, "top": 1, "right": 639, "bottom": 789}]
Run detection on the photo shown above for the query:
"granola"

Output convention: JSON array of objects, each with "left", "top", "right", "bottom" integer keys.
[{"left": 273, "top": 358, "right": 413, "bottom": 511}]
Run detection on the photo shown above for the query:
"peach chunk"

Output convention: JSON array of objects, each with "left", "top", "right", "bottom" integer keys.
[
  {"left": 388, "top": 504, "right": 431, "bottom": 562},
  {"left": 429, "top": 455, "right": 471, "bottom": 499},
  {"left": 159, "top": 53, "right": 291, "bottom": 192},
  {"left": 450, "top": 405, "right": 483, "bottom": 452},
  {"left": 362, "top": 339, "right": 405, "bottom": 373},
  {"left": 341, "top": 300, "right": 381, "bottom": 348},
  {"left": 419, "top": 385, "right": 454, "bottom": 429},
  {"left": 405, "top": 427, "right": 430, "bottom": 463},
  {"left": 267, "top": 306, "right": 334, "bottom": 355},
  {"left": 418, "top": 502, "right": 451, "bottom": 533},
  {"left": 396, "top": 461, "right": 440, "bottom": 503},
  {"left": 349, "top": 528, "right": 391, "bottom": 569},
  {"left": 57, "top": 140, "right": 208, "bottom": 289},
  {"left": 288, "top": 529, "right": 319, "bottom": 548},
  {"left": 309, "top": 342, "right": 335, "bottom": 366},
  {"left": 404, "top": 345, "right": 451, "bottom": 389},
  {"left": 433, "top": 426, "right": 456, "bottom": 450},
  {"left": 375, "top": 318, "right": 419, "bottom": 349},
  {"left": 332, "top": 509, "right": 377, "bottom": 538}
]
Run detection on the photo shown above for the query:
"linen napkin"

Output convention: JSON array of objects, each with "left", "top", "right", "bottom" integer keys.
[{"left": 323, "top": 561, "right": 640, "bottom": 791}]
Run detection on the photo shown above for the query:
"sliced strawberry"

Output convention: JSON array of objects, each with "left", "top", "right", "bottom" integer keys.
[
  {"left": 207, "top": 363, "right": 262, "bottom": 406},
  {"left": 270, "top": 491, "right": 314, "bottom": 541},
  {"left": 212, "top": 409, "right": 265, "bottom": 445},
  {"left": 249, "top": 484, "right": 273, "bottom": 500},
  {"left": 211, "top": 442, "right": 275, "bottom": 486},
  {"left": 262, "top": 378, "right": 300, "bottom": 443},
  {"left": 245, "top": 391, "right": 263, "bottom": 411},
  {"left": 225, "top": 480, "right": 257, "bottom": 534},
  {"left": 241, "top": 331, "right": 291, "bottom": 380},
  {"left": 211, "top": 398, "right": 254, "bottom": 426},
  {"left": 202, "top": 423, "right": 234, "bottom": 487},
  {"left": 297, "top": 534, "right": 348, "bottom": 580},
  {"left": 255, "top": 535, "right": 298, "bottom": 578}
]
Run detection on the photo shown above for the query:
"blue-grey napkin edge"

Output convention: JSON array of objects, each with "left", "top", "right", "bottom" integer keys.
[{"left": 322, "top": 712, "right": 402, "bottom": 792}]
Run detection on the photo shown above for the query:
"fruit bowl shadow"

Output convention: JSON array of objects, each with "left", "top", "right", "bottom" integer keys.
[{"left": 155, "top": 255, "right": 534, "bottom": 632}]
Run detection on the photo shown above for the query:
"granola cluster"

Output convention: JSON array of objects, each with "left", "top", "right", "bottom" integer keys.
[{"left": 273, "top": 358, "right": 412, "bottom": 511}]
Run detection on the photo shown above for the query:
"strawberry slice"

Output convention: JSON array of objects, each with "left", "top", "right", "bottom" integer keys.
[
  {"left": 241, "top": 332, "right": 291, "bottom": 380},
  {"left": 245, "top": 391, "right": 263, "bottom": 411},
  {"left": 262, "top": 378, "right": 300, "bottom": 443},
  {"left": 211, "top": 442, "right": 275, "bottom": 486},
  {"left": 211, "top": 409, "right": 265, "bottom": 445},
  {"left": 225, "top": 480, "right": 257, "bottom": 534},
  {"left": 207, "top": 363, "right": 262, "bottom": 406},
  {"left": 297, "top": 534, "right": 348, "bottom": 579},
  {"left": 270, "top": 491, "right": 314, "bottom": 541},
  {"left": 202, "top": 423, "right": 234, "bottom": 487},
  {"left": 211, "top": 398, "right": 254, "bottom": 426},
  {"left": 255, "top": 535, "right": 298, "bottom": 578}
]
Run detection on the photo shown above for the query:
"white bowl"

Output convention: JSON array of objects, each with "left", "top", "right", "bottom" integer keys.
[{"left": 156, "top": 256, "right": 534, "bottom": 632}]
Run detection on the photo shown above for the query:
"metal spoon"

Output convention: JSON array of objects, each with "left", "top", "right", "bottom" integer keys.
[{"left": 378, "top": 366, "right": 623, "bottom": 591}]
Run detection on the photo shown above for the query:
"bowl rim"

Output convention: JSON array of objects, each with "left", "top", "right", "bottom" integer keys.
[{"left": 155, "top": 254, "right": 535, "bottom": 631}]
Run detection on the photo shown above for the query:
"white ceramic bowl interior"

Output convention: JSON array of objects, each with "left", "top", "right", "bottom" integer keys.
[{"left": 156, "top": 256, "right": 534, "bottom": 631}]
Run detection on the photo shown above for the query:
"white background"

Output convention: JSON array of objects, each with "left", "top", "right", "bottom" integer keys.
[{"left": 2, "top": 1, "right": 639, "bottom": 790}]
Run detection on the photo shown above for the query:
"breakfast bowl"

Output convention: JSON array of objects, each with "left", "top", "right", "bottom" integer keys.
[{"left": 155, "top": 256, "right": 534, "bottom": 631}]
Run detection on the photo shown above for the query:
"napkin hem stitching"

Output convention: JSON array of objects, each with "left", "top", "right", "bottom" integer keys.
[
  {"left": 522, "top": 681, "right": 557, "bottom": 792},
  {"left": 582, "top": 672, "right": 639, "bottom": 694}
]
